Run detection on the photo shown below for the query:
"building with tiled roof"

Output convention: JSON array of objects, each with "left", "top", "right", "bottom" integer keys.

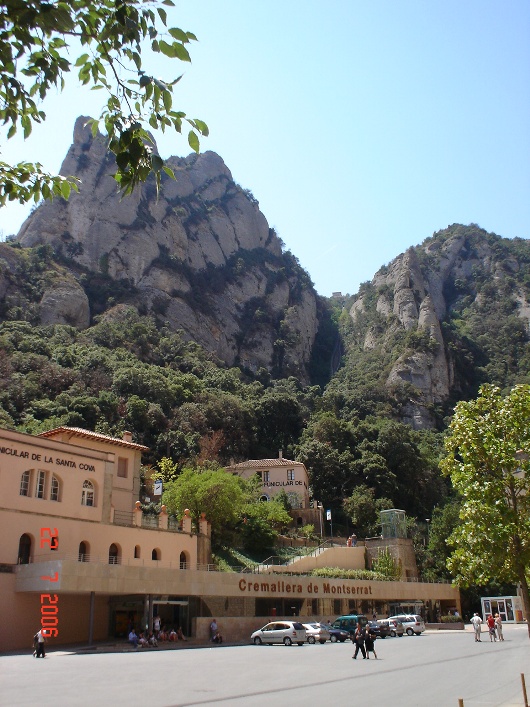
[{"left": 226, "top": 453, "right": 310, "bottom": 509}]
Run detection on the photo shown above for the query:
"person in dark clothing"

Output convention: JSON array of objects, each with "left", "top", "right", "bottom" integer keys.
[
  {"left": 364, "top": 626, "right": 377, "bottom": 659},
  {"left": 352, "top": 625, "right": 366, "bottom": 659}
]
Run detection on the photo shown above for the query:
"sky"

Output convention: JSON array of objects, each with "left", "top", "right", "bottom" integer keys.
[{"left": 1, "top": 0, "right": 529, "bottom": 297}]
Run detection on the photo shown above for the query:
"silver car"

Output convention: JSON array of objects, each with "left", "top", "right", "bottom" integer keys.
[
  {"left": 302, "top": 622, "right": 331, "bottom": 644},
  {"left": 251, "top": 621, "right": 306, "bottom": 646},
  {"left": 388, "top": 614, "right": 425, "bottom": 636}
]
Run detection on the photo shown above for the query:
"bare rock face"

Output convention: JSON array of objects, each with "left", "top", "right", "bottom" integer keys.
[
  {"left": 39, "top": 282, "right": 90, "bottom": 329},
  {"left": 0, "top": 242, "right": 90, "bottom": 328},
  {"left": 15, "top": 117, "right": 320, "bottom": 382}
]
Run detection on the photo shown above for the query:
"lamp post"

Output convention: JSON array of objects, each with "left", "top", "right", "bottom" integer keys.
[
  {"left": 425, "top": 519, "right": 431, "bottom": 547},
  {"left": 318, "top": 504, "right": 323, "bottom": 539}
]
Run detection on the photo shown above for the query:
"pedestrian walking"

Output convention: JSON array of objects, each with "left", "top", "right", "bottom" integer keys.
[
  {"left": 470, "top": 612, "right": 482, "bottom": 642},
  {"left": 364, "top": 626, "right": 377, "bottom": 659},
  {"left": 494, "top": 614, "right": 504, "bottom": 641},
  {"left": 352, "top": 624, "right": 366, "bottom": 659},
  {"left": 34, "top": 628, "right": 46, "bottom": 658}
]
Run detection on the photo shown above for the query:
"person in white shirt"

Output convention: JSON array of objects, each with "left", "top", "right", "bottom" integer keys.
[
  {"left": 34, "top": 629, "right": 46, "bottom": 658},
  {"left": 470, "top": 612, "right": 482, "bottom": 642}
]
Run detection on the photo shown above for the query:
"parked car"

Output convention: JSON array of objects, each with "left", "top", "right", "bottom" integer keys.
[
  {"left": 331, "top": 614, "right": 368, "bottom": 639},
  {"left": 302, "top": 622, "right": 331, "bottom": 644},
  {"left": 321, "top": 624, "right": 350, "bottom": 642},
  {"left": 388, "top": 614, "right": 426, "bottom": 636},
  {"left": 378, "top": 618, "right": 404, "bottom": 637},
  {"left": 251, "top": 621, "right": 306, "bottom": 646},
  {"left": 366, "top": 620, "right": 389, "bottom": 638}
]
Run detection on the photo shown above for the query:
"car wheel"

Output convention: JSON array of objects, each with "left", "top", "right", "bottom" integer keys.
[
  {"left": 390, "top": 631, "right": 396, "bottom": 637},
  {"left": 415, "top": 632, "right": 422, "bottom": 636},
  {"left": 307, "top": 636, "right": 316, "bottom": 644},
  {"left": 330, "top": 635, "right": 338, "bottom": 642},
  {"left": 398, "top": 633, "right": 403, "bottom": 637},
  {"left": 380, "top": 634, "right": 386, "bottom": 638},
  {"left": 283, "top": 637, "right": 292, "bottom": 646},
  {"left": 319, "top": 640, "right": 326, "bottom": 644},
  {"left": 406, "top": 628, "right": 414, "bottom": 636},
  {"left": 253, "top": 636, "right": 262, "bottom": 645},
  {"left": 297, "top": 642, "right": 304, "bottom": 646}
]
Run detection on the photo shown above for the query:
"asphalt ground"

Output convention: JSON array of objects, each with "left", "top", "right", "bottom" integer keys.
[{"left": 1, "top": 625, "right": 528, "bottom": 707}]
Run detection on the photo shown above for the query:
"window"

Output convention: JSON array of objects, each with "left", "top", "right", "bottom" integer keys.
[
  {"left": 50, "top": 475, "right": 60, "bottom": 502},
  {"left": 18, "top": 534, "right": 32, "bottom": 564},
  {"left": 36, "top": 470, "right": 46, "bottom": 499},
  {"left": 263, "top": 471, "right": 270, "bottom": 482},
  {"left": 287, "top": 469, "right": 295, "bottom": 481},
  {"left": 152, "top": 548, "right": 161, "bottom": 561},
  {"left": 108, "top": 544, "right": 119, "bottom": 564},
  {"left": 117, "top": 457, "right": 128, "bottom": 478},
  {"left": 134, "top": 545, "right": 141, "bottom": 559},
  {"left": 179, "top": 551, "right": 188, "bottom": 569},
  {"left": 78, "top": 541, "right": 89, "bottom": 562},
  {"left": 20, "top": 470, "right": 31, "bottom": 496},
  {"left": 81, "top": 480, "right": 95, "bottom": 507}
]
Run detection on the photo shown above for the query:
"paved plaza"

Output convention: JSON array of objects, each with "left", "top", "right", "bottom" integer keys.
[{"left": 1, "top": 625, "right": 529, "bottom": 707}]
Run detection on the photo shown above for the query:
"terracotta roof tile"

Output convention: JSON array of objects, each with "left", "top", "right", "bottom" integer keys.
[
  {"left": 226, "top": 458, "right": 303, "bottom": 469},
  {"left": 38, "top": 426, "right": 149, "bottom": 451}
]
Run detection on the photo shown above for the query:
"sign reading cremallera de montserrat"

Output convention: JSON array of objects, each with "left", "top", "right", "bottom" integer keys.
[{"left": 238, "top": 578, "right": 373, "bottom": 596}]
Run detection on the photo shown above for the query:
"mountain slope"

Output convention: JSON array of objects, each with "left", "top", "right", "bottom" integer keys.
[{"left": 329, "top": 224, "right": 530, "bottom": 428}]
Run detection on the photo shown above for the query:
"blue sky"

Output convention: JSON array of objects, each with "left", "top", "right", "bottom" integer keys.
[{"left": 1, "top": 0, "right": 529, "bottom": 297}]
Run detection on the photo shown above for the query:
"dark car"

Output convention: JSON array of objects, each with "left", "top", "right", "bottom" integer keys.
[
  {"left": 321, "top": 624, "right": 350, "bottom": 642},
  {"left": 366, "top": 620, "right": 390, "bottom": 638}
]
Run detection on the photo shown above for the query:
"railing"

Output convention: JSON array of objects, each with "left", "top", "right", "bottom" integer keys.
[
  {"left": 113, "top": 511, "right": 134, "bottom": 527},
  {"left": 141, "top": 515, "right": 159, "bottom": 529},
  {"left": 255, "top": 539, "right": 338, "bottom": 573},
  {"left": 17, "top": 553, "right": 250, "bottom": 573},
  {"left": 167, "top": 517, "right": 182, "bottom": 532},
  {"left": 17, "top": 553, "right": 453, "bottom": 583}
]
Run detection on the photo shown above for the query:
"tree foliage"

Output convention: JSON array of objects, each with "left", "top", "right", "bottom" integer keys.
[
  {"left": 441, "top": 384, "right": 530, "bottom": 637},
  {"left": 162, "top": 466, "right": 245, "bottom": 542},
  {"left": 0, "top": 0, "right": 208, "bottom": 205}
]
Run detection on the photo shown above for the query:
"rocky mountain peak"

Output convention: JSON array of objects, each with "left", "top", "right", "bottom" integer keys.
[{"left": 10, "top": 117, "right": 321, "bottom": 382}]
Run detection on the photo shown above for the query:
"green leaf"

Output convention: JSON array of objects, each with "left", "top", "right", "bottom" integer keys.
[
  {"left": 171, "top": 43, "right": 191, "bottom": 62},
  {"left": 158, "top": 40, "right": 175, "bottom": 58},
  {"left": 74, "top": 54, "right": 90, "bottom": 67},
  {"left": 168, "top": 28, "right": 188, "bottom": 43},
  {"left": 60, "top": 180, "right": 71, "bottom": 199},
  {"left": 188, "top": 130, "right": 199, "bottom": 153},
  {"left": 157, "top": 8, "right": 167, "bottom": 26},
  {"left": 163, "top": 90, "right": 172, "bottom": 112},
  {"left": 151, "top": 154, "right": 164, "bottom": 171}
]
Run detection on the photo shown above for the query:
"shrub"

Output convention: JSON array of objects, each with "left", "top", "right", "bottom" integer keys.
[{"left": 440, "top": 614, "right": 463, "bottom": 623}]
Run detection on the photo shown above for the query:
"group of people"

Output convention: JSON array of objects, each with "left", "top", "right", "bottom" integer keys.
[
  {"left": 352, "top": 624, "right": 377, "bottom": 659},
  {"left": 470, "top": 612, "right": 504, "bottom": 642},
  {"left": 128, "top": 621, "right": 187, "bottom": 649}
]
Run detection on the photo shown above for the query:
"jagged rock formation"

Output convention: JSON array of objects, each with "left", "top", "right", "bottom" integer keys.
[
  {"left": 346, "top": 224, "right": 530, "bottom": 428},
  {"left": 0, "top": 242, "right": 90, "bottom": 328},
  {"left": 14, "top": 117, "right": 320, "bottom": 382}
]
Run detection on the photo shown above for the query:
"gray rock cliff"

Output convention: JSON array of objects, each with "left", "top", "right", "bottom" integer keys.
[{"left": 15, "top": 117, "right": 320, "bottom": 382}]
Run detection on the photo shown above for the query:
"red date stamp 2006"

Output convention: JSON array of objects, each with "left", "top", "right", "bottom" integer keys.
[{"left": 39, "top": 527, "right": 59, "bottom": 637}]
